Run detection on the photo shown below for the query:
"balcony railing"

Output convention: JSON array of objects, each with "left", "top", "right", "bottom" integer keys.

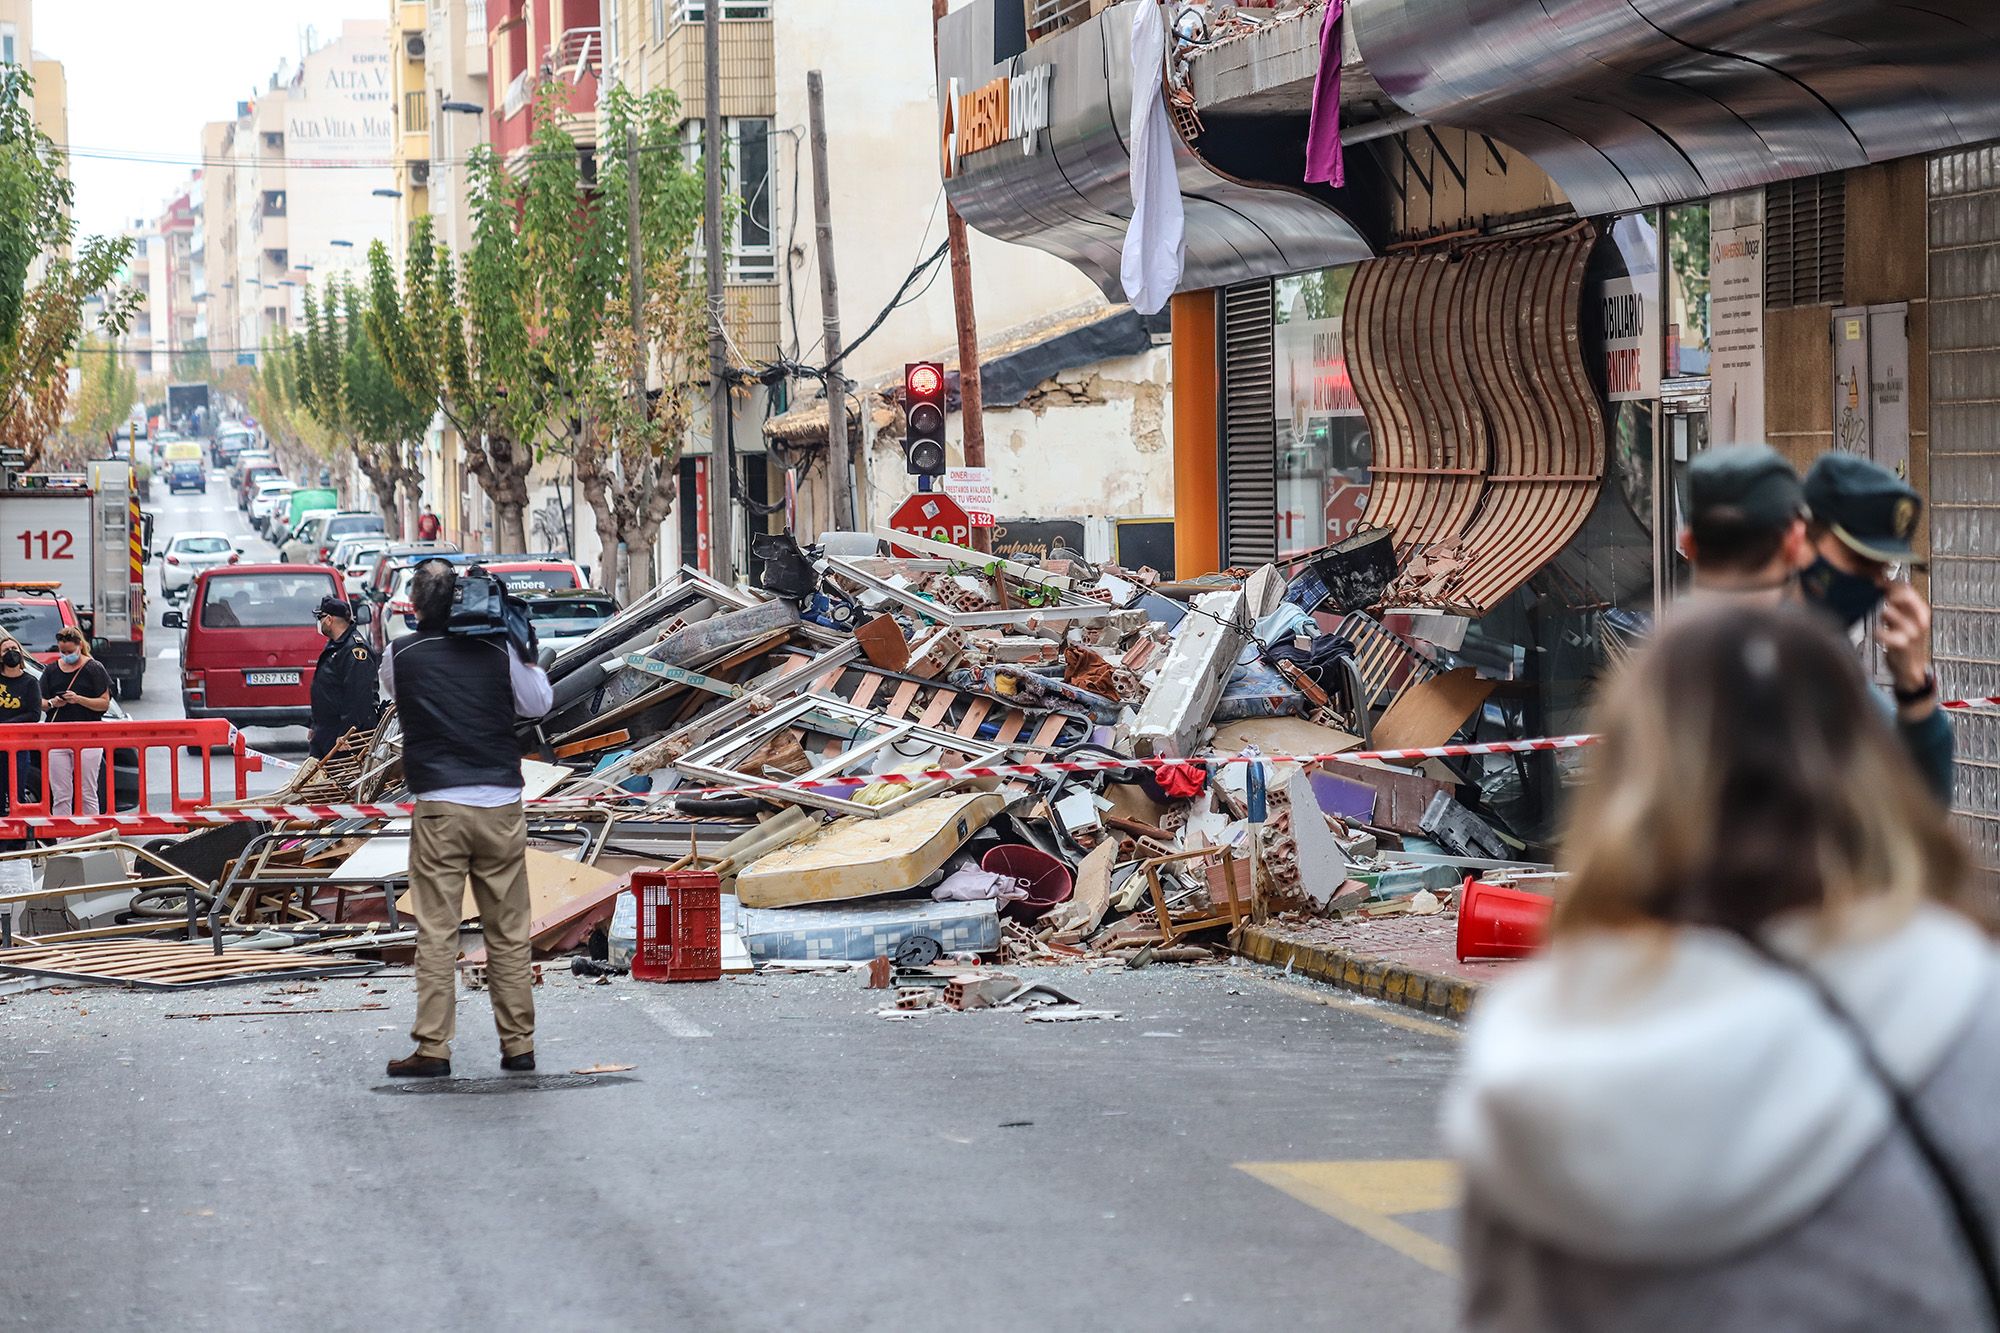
[
  {"left": 553, "top": 26, "right": 600, "bottom": 82},
  {"left": 672, "top": 0, "right": 770, "bottom": 20},
  {"left": 1028, "top": 0, "right": 1101, "bottom": 42}
]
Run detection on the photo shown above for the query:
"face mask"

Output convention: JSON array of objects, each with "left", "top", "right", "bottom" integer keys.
[
  {"left": 2, "top": 649, "right": 22, "bottom": 668},
  {"left": 58, "top": 650, "right": 81, "bottom": 668},
  {"left": 1799, "top": 557, "right": 1885, "bottom": 630}
]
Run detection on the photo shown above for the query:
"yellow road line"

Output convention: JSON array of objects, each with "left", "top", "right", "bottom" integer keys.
[
  {"left": 1238, "top": 1159, "right": 1462, "bottom": 1275},
  {"left": 1243, "top": 974, "right": 1464, "bottom": 1040}
]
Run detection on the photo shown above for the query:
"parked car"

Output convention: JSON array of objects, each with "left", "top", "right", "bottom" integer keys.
[
  {"left": 278, "top": 510, "right": 336, "bottom": 564},
  {"left": 367, "top": 552, "right": 586, "bottom": 651},
  {"left": 0, "top": 584, "right": 80, "bottom": 665},
  {"left": 282, "top": 510, "right": 385, "bottom": 566},
  {"left": 162, "top": 563, "right": 364, "bottom": 731},
  {"left": 157, "top": 531, "right": 241, "bottom": 600},
  {"left": 211, "top": 427, "right": 256, "bottom": 469},
  {"left": 520, "top": 590, "right": 620, "bottom": 656},
  {"left": 249, "top": 480, "right": 298, "bottom": 535},
  {"left": 165, "top": 458, "right": 206, "bottom": 495},
  {"left": 237, "top": 463, "right": 282, "bottom": 510},
  {"left": 329, "top": 537, "right": 389, "bottom": 599},
  {"left": 229, "top": 451, "right": 275, "bottom": 487}
]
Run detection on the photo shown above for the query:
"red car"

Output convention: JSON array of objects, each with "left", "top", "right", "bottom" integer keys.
[
  {"left": 163, "top": 563, "right": 367, "bottom": 731},
  {"left": 0, "top": 584, "right": 82, "bottom": 665}
]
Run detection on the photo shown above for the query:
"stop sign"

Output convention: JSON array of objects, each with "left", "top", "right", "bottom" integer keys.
[{"left": 888, "top": 492, "right": 973, "bottom": 554}]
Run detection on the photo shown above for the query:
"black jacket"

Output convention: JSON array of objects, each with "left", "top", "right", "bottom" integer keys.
[
  {"left": 389, "top": 630, "right": 524, "bottom": 792},
  {"left": 310, "top": 626, "right": 380, "bottom": 758}
]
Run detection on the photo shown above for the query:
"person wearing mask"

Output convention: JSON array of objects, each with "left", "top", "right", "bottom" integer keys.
[
  {"left": 1678, "top": 445, "right": 1953, "bottom": 800},
  {"left": 308, "top": 596, "right": 379, "bottom": 760},
  {"left": 378, "top": 561, "right": 552, "bottom": 1078},
  {"left": 415, "top": 504, "right": 441, "bottom": 542},
  {"left": 40, "top": 627, "right": 111, "bottom": 817},
  {"left": 1448, "top": 602, "right": 1999, "bottom": 1330},
  {"left": 0, "top": 634, "right": 41, "bottom": 816}
]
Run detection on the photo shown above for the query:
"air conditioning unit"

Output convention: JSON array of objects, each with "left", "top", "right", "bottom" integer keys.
[
  {"left": 405, "top": 33, "right": 427, "bottom": 60},
  {"left": 410, "top": 160, "right": 432, "bottom": 188}
]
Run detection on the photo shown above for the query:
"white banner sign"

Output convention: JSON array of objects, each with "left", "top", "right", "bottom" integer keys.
[
  {"left": 943, "top": 467, "right": 995, "bottom": 527},
  {"left": 1601, "top": 276, "right": 1662, "bottom": 402}
]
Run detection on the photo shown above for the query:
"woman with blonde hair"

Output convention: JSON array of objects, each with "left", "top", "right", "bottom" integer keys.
[{"left": 1447, "top": 601, "right": 1999, "bottom": 1329}]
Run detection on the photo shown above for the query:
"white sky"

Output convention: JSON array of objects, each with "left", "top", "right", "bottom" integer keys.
[{"left": 37, "top": 1, "right": 374, "bottom": 241}]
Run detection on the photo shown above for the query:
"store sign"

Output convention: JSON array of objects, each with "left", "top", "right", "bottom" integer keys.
[
  {"left": 943, "top": 65, "right": 1054, "bottom": 177},
  {"left": 942, "top": 467, "right": 996, "bottom": 527},
  {"left": 1709, "top": 192, "right": 1766, "bottom": 444},
  {"left": 1276, "top": 316, "right": 1361, "bottom": 428},
  {"left": 1600, "top": 276, "right": 1661, "bottom": 401}
]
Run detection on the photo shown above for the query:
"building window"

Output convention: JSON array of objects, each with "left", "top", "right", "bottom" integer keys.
[
  {"left": 603, "top": 0, "right": 621, "bottom": 69},
  {"left": 685, "top": 117, "right": 775, "bottom": 281},
  {"left": 0, "top": 24, "right": 16, "bottom": 66},
  {"left": 672, "top": 0, "right": 772, "bottom": 21},
  {"left": 651, "top": 0, "right": 667, "bottom": 41}
]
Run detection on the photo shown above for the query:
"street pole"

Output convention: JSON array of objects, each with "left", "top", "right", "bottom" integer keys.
[
  {"left": 806, "top": 71, "right": 852, "bottom": 532},
  {"left": 702, "top": 0, "right": 734, "bottom": 579},
  {"left": 931, "top": 0, "right": 989, "bottom": 552}
]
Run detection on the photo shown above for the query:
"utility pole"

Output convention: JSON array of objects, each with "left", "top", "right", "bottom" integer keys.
[
  {"left": 701, "top": 0, "right": 734, "bottom": 579},
  {"left": 931, "top": 0, "right": 990, "bottom": 552},
  {"left": 806, "top": 71, "right": 852, "bottom": 531}
]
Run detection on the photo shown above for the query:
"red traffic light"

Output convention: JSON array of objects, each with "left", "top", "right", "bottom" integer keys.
[{"left": 906, "top": 363, "right": 943, "bottom": 399}]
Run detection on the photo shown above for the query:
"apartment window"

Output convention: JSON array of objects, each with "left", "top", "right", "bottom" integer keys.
[
  {"left": 685, "top": 117, "right": 775, "bottom": 281},
  {"left": 672, "top": 0, "right": 771, "bottom": 20},
  {"left": 0, "top": 24, "right": 16, "bottom": 66},
  {"left": 603, "top": 0, "right": 621, "bottom": 68},
  {"left": 651, "top": 0, "right": 667, "bottom": 41},
  {"left": 405, "top": 90, "right": 431, "bottom": 135}
]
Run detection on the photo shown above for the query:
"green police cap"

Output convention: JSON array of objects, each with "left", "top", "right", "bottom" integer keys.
[
  {"left": 1803, "top": 451, "right": 1924, "bottom": 566},
  {"left": 1688, "top": 444, "right": 1804, "bottom": 533}
]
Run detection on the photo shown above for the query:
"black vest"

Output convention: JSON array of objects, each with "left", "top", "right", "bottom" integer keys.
[{"left": 392, "top": 630, "right": 523, "bottom": 793}]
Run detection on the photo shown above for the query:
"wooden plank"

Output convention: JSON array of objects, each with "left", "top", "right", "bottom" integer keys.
[
  {"left": 1029, "top": 714, "right": 1068, "bottom": 750},
  {"left": 848, "top": 672, "right": 885, "bottom": 712},
  {"left": 1372, "top": 666, "right": 1496, "bottom": 751},
  {"left": 992, "top": 712, "right": 1027, "bottom": 745},
  {"left": 916, "top": 690, "right": 956, "bottom": 729},
  {"left": 884, "top": 679, "right": 923, "bottom": 721},
  {"left": 554, "top": 730, "right": 631, "bottom": 759}
]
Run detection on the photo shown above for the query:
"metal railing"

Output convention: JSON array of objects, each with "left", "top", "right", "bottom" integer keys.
[
  {"left": 1028, "top": 0, "right": 1098, "bottom": 41},
  {"left": 553, "top": 25, "right": 600, "bottom": 82},
  {"left": 671, "top": 0, "right": 770, "bottom": 21}
]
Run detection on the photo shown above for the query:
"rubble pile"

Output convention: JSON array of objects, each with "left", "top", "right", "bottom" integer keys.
[{"left": 0, "top": 525, "right": 1558, "bottom": 995}]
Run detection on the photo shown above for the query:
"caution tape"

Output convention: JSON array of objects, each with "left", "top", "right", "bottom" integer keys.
[{"left": 13, "top": 733, "right": 1604, "bottom": 835}]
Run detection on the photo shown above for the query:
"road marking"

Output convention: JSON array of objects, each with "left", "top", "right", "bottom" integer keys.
[
  {"left": 1237, "top": 1160, "right": 1461, "bottom": 1275},
  {"left": 1242, "top": 974, "right": 1463, "bottom": 1040},
  {"left": 156, "top": 647, "right": 179, "bottom": 660},
  {"left": 626, "top": 992, "right": 711, "bottom": 1039}
]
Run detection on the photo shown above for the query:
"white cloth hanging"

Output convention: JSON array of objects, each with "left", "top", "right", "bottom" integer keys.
[{"left": 1120, "top": 1, "right": 1185, "bottom": 314}]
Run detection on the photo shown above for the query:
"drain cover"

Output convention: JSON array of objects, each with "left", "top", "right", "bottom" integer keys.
[{"left": 373, "top": 1073, "right": 635, "bottom": 1095}]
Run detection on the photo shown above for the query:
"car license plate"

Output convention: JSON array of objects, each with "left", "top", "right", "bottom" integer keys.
[{"left": 246, "top": 670, "right": 300, "bottom": 686}]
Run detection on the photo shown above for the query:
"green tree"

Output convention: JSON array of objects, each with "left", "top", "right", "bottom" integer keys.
[
  {"left": 291, "top": 277, "right": 432, "bottom": 536},
  {"left": 61, "top": 337, "right": 138, "bottom": 465},
  {"left": 0, "top": 67, "right": 138, "bottom": 466}
]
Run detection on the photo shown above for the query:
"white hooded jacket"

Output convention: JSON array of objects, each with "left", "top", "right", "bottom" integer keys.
[{"left": 1445, "top": 902, "right": 1995, "bottom": 1266}]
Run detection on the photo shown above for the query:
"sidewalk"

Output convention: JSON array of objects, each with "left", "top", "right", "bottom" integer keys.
[{"left": 1239, "top": 913, "right": 1518, "bottom": 1020}]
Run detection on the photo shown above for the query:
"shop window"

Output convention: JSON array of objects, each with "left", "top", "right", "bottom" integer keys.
[
  {"left": 1272, "top": 267, "right": 1370, "bottom": 560},
  {"left": 1664, "top": 202, "right": 1709, "bottom": 378}
]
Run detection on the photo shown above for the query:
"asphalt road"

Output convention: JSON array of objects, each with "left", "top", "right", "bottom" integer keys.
[
  {"left": 130, "top": 461, "right": 302, "bottom": 802},
  {"left": 0, "top": 963, "right": 1463, "bottom": 1331}
]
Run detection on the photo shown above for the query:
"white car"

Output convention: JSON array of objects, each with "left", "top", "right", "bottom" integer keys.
[
  {"left": 249, "top": 480, "right": 298, "bottom": 532},
  {"left": 329, "top": 536, "right": 389, "bottom": 598},
  {"left": 158, "top": 531, "right": 240, "bottom": 599}
]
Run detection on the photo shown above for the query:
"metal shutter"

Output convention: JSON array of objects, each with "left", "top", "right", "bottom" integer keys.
[
  {"left": 1220, "top": 279, "right": 1277, "bottom": 567},
  {"left": 1765, "top": 174, "right": 1846, "bottom": 308}
]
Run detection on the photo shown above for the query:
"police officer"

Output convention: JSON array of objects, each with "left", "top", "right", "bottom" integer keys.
[{"left": 309, "top": 595, "right": 380, "bottom": 759}]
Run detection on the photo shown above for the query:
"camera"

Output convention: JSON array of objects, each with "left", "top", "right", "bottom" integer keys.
[{"left": 446, "top": 566, "right": 539, "bottom": 661}]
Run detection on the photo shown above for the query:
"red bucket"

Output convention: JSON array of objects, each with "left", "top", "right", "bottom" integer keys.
[
  {"left": 982, "top": 845, "right": 1075, "bottom": 923},
  {"left": 1456, "top": 878, "right": 1552, "bottom": 962}
]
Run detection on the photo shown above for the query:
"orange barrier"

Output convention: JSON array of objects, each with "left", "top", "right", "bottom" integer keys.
[{"left": 0, "top": 720, "right": 261, "bottom": 840}]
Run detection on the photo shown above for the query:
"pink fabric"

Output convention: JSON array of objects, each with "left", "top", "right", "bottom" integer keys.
[{"left": 1303, "top": 0, "right": 1347, "bottom": 187}]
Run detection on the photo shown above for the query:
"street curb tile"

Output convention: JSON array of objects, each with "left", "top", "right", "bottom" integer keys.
[{"left": 1239, "top": 926, "right": 1477, "bottom": 1021}]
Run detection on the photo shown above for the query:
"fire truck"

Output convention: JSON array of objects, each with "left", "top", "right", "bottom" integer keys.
[{"left": 0, "top": 461, "right": 147, "bottom": 698}]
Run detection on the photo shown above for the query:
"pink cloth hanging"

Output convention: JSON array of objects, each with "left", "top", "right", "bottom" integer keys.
[{"left": 1303, "top": 0, "right": 1347, "bottom": 187}]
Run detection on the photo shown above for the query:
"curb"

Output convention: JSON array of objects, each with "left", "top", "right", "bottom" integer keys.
[{"left": 1237, "top": 924, "right": 1479, "bottom": 1021}]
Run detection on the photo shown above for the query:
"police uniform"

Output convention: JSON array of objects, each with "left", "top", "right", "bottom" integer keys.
[{"left": 310, "top": 597, "right": 381, "bottom": 759}]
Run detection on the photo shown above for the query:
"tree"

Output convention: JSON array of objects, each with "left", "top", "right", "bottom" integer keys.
[
  {"left": 60, "top": 337, "right": 137, "bottom": 465},
  {"left": 0, "top": 66, "right": 138, "bottom": 467},
  {"left": 291, "top": 276, "right": 431, "bottom": 536}
]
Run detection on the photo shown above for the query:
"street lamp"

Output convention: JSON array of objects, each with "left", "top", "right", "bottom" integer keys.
[
  {"left": 441, "top": 100, "right": 484, "bottom": 115},
  {"left": 329, "top": 239, "right": 354, "bottom": 248},
  {"left": 372, "top": 188, "right": 402, "bottom": 198}
]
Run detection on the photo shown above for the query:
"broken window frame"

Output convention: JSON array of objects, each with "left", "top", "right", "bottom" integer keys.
[
  {"left": 671, "top": 693, "right": 1011, "bottom": 819},
  {"left": 827, "top": 558, "right": 1118, "bottom": 630}
]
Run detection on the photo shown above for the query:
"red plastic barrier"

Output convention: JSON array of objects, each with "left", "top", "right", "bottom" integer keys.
[
  {"left": 1456, "top": 877, "right": 1553, "bottom": 962},
  {"left": 0, "top": 719, "right": 262, "bottom": 840}
]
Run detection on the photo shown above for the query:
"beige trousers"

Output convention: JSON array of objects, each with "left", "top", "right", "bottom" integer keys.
[{"left": 406, "top": 799, "right": 535, "bottom": 1060}]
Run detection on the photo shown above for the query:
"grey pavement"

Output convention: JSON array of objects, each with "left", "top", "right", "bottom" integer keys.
[{"left": 0, "top": 961, "right": 1462, "bottom": 1331}]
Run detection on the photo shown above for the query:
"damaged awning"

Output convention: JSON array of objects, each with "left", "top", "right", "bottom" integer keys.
[
  {"left": 762, "top": 399, "right": 900, "bottom": 448},
  {"left": 1348, "top": 225, "right": 1604, "bottom": 615},
  {"left": 1351, "top": 0, "right": 2000, "bottom": 215}
]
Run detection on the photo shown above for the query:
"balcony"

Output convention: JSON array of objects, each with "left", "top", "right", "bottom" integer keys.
[{"left": 660, "top": 15, "right": 772, "bottom": 121}]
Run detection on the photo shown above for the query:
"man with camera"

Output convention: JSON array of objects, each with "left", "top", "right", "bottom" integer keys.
[{"left": 379, "top": 560, "right": 553, "bottom": 1078}]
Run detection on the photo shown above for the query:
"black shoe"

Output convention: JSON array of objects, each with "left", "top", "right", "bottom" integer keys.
[
  {"left": 500, "top": 1051, "right": 535, "bottom": 1073},
  {"left": 387, "top": 1051, "right": 451, "bottom": 1078}
]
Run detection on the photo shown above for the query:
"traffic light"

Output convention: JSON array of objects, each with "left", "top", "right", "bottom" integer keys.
[{"left": 902, "top": 361, "right": 948, "bottom": 477}]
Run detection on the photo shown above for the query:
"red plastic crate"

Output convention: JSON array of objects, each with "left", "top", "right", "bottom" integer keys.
[{"left": 631, "top": 869, "right": 722, "bottom": 983}]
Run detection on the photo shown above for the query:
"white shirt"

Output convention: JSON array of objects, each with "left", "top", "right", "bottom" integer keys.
[{"left": 381, "top": 634, "right": 554, "bottom": 806}]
